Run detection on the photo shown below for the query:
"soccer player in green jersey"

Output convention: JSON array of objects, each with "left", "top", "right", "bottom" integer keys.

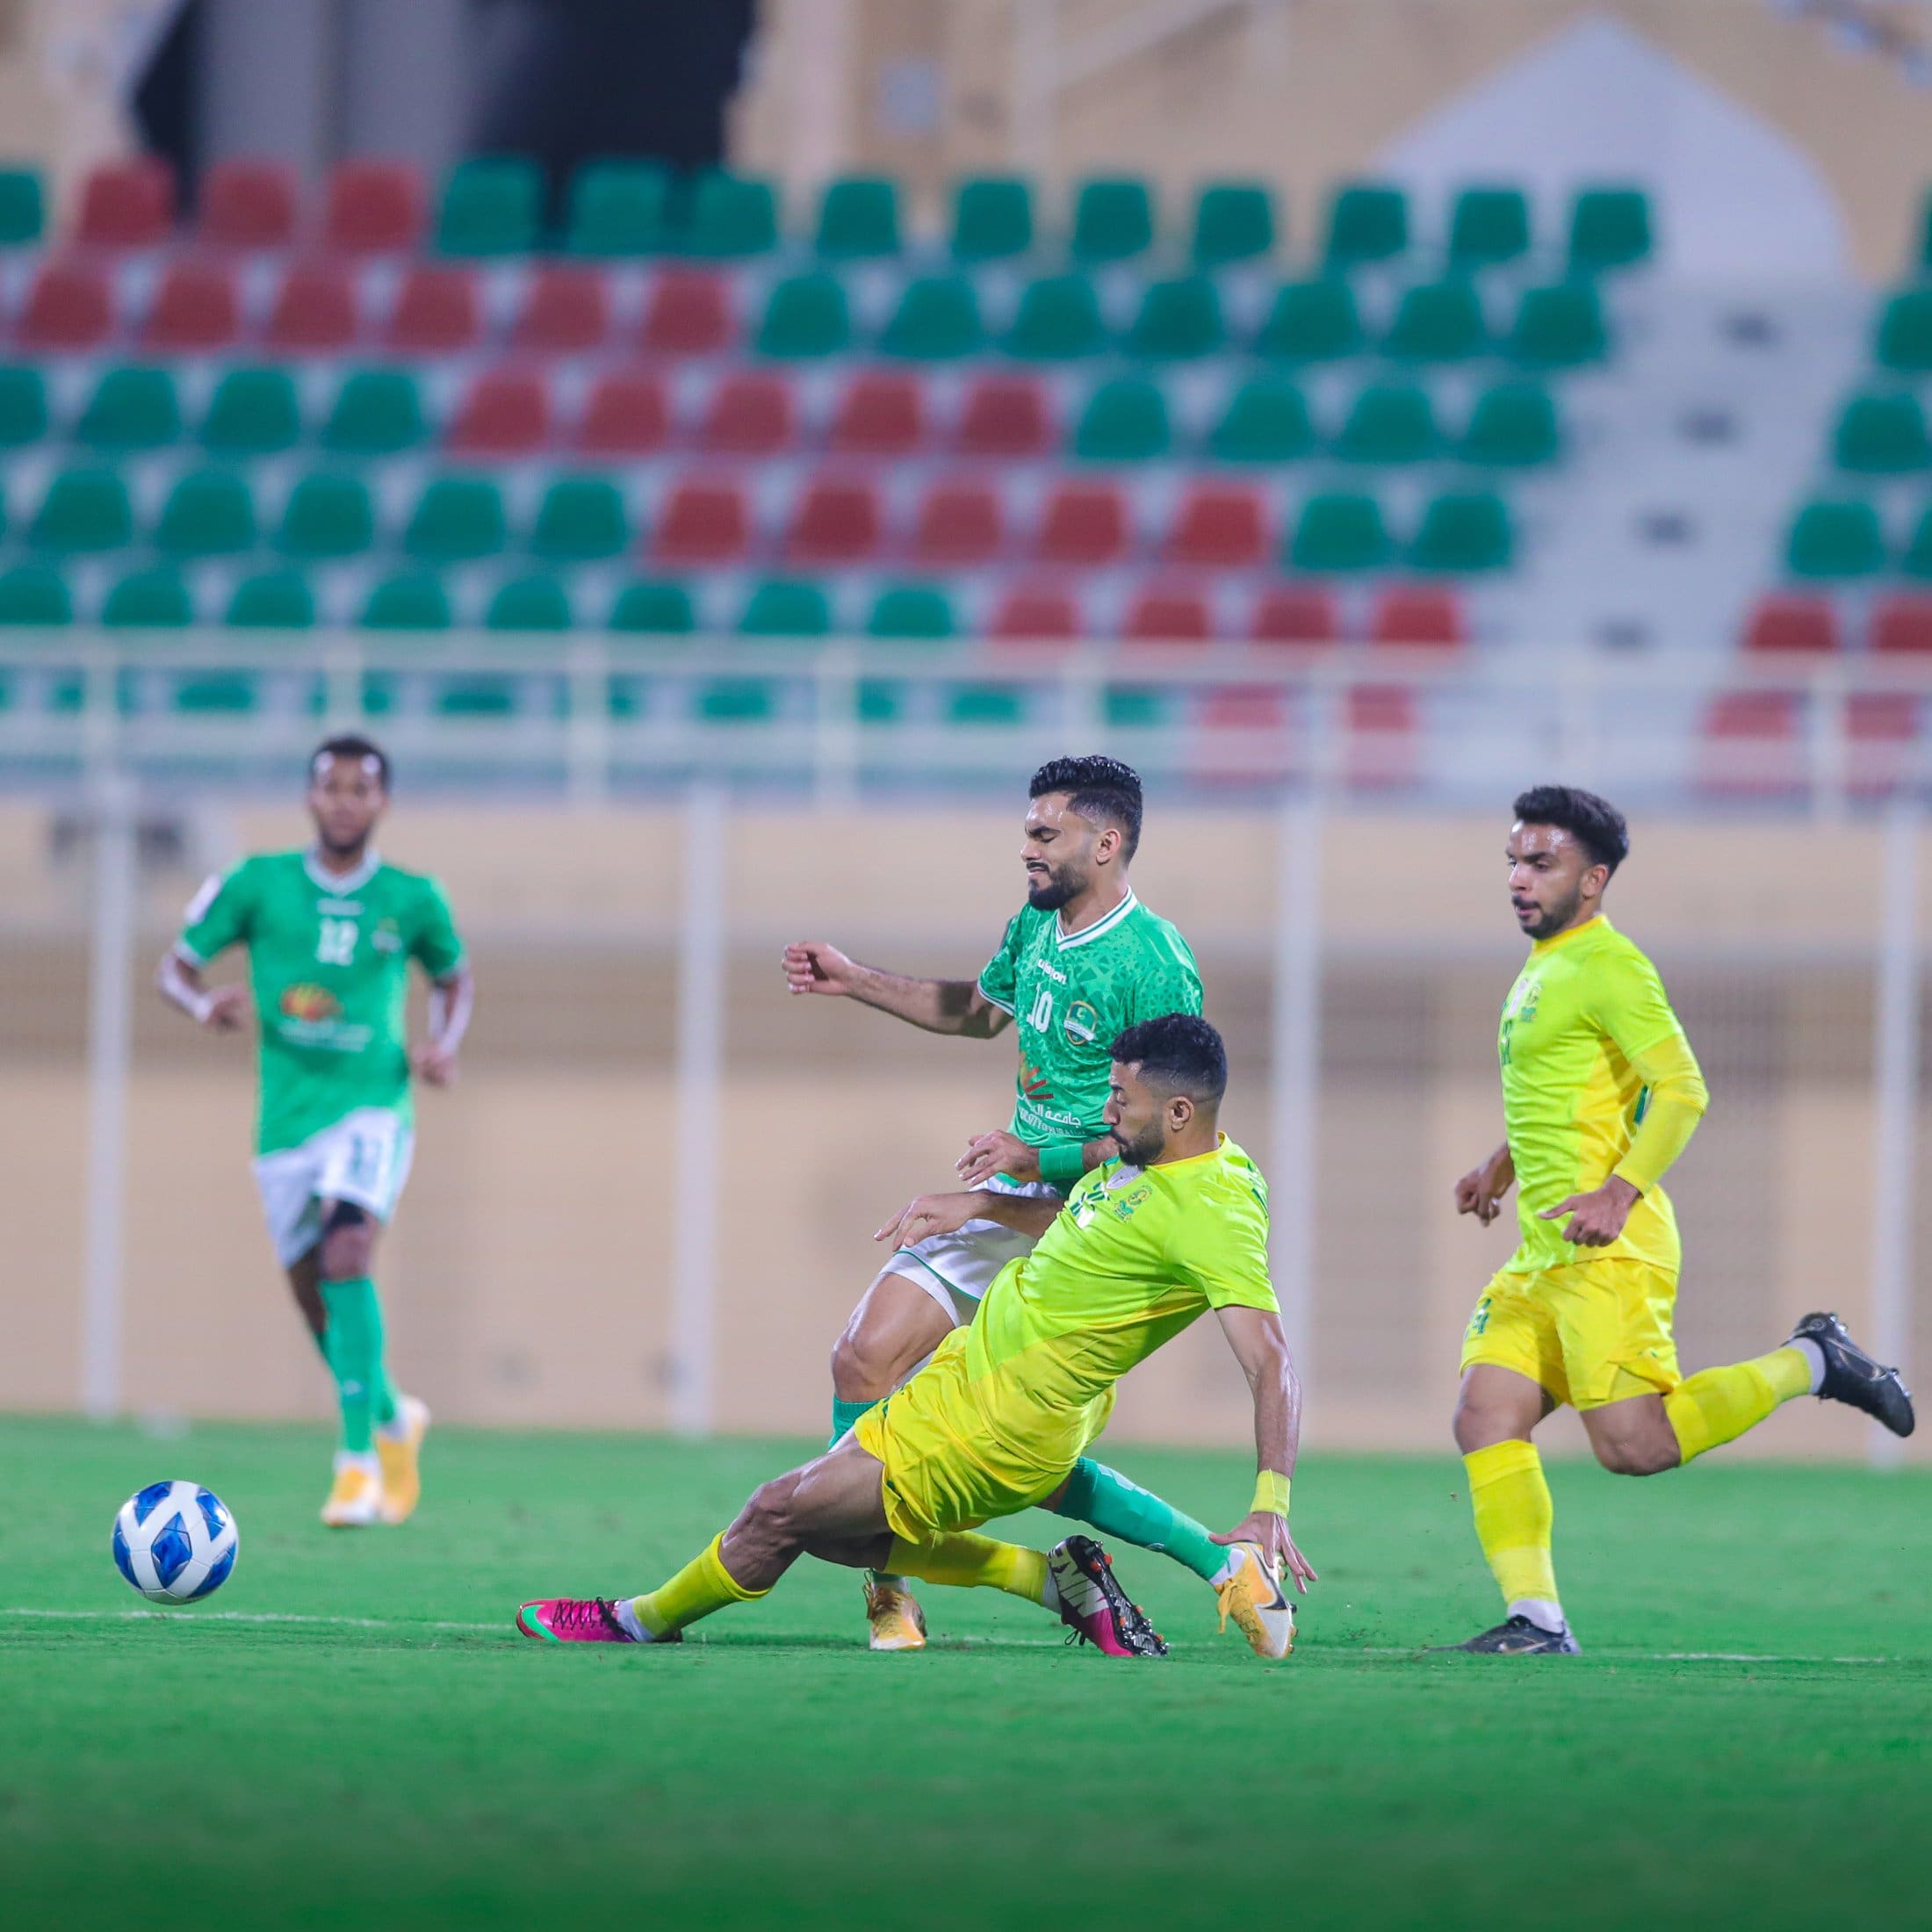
[
  {"left": 157, "top": 736, "right": 473, "bottom": 1529},
  {"left": 1445, "top": 785, "right": 1913, "bottom": 1654},
  {"left": 518, "top": 1014, "right": 1316, "bottom": 1658},
  {"left": 782, "top": 757, "right": 1261, "bottom": 1653}
]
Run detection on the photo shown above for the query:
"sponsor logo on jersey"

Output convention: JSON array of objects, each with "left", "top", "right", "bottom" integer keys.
[
  {"left": 1034, "top": 958, "right": 1068, "bottom": 986},
  {"left": 1063, "top": 999, "right": 1099, "bottom": 1046},
  {"left": 280, "top": 984, "right": 341, "bottom": 1022}
]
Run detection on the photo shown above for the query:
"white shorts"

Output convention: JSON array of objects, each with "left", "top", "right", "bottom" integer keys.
[
  {"left": 250, "top": 1107, "right": 415, "bottom": 1268},
  {"left": 879, "top": 1175, "right": 1064, "bottom": 1326}
]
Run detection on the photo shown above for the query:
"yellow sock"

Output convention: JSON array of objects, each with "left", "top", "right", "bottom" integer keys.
[
  {"left": 1464, "top": 1439, "right": 1557, "bottom": 1609},
  {"left": 630, "top": 1532, "right": 769, "bottom": 1637},
  {"left": 1664, "top": 1347, "right": 1812, "bottom": 1464},
  {"left": 887, "top": 1532, "right": 1049, "bottom": 1606}
]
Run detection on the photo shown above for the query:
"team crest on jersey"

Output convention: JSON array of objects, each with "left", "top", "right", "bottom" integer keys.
[
  {"left": 1063, "top": 999, "right": 1099, "bottom": 1046},
  {"left": 280, "top": 984, "right": 341, "bottom": 1022},
  {"left": 373, "top": 919, "right": 403, "bottom": 955}
]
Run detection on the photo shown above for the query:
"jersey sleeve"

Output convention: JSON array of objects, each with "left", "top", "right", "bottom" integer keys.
[
  {"left": 1128, "top": 924, "right": 1203, "bottom": 1023},
  {"left": 1590, "top": 948, "right": 1709, "bottom": 1194},
  {"left": 408, "top": 877, "right": 467, "bottom": 977},
  {"left": 175, "top": 861, "right": 255, "bottom": 964},
  {"left": 976, "top": 912, "right": 1023, "bottom": 1015},
  {"left": 1171, "top": 1180, "right": 1278, "bottom": 1313}
]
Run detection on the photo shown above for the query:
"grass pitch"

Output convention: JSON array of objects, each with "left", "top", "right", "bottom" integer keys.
[{"left": 4, "top": 1416, "right": 1928, "bottom": 1931}]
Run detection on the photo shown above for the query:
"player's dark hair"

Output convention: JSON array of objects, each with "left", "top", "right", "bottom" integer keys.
[
  {"left": 1028, "top": 755, "right": 1143, "bottom": 862},
  {"left": 1512, "top": 784, "right": 1628, "bottom": 876},
  {"left": 1109, "top": 1013, "right": 1227, "bottom": 1107},
  {"left": 311, "top": 734, "right": 391, "bottom": 791}
]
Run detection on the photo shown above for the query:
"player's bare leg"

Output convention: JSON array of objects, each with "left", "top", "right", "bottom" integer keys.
[{"left": 285, "top": 1249, "right": 328, "bottom": 1349}]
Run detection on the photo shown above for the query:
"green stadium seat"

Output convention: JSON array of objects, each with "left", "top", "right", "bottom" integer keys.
[
  {"left": 1191, "top": 181, "right": 1275, "bottom": 267},
  {"left": 156, "top": 469, "right": 257, "bottom": 556},
  {"left": 679, "top": 171, "right": 780, "bottom": 257},
  {"left": 946, "top": 685, "right": 1028, "bottom": 727},
  {"left": 566, "top": 160, "right": 669, "bottom": 255},
  {"left": 31, "top": 469, "right": 134, "bottom": 553},
  {"left": 1410, "top": 490, "right": 1514, "bottom": 573},
  {"left": 1208, "top": 376, "right": 1314, "bottom": 463},
  {"left": 755, "top": 272, "right": 851, "bottom": 358},
  {"left": 739, "top": 579, "right": 831, "bottom": 637},
  {"left": 1290, "top": 492, "right": 1391, "bottom": 573},
  {"left": 1784, "top": 499, "right": 1886, "bottom": 580},
  {"left": 880, "top": 275, "right": 984, "bottom": 359},
  {"left": 868, "top": 585, "right": 955, "bottom": 638},
  {"left": 435, "top": 676, "right": 519, "bottom": 717},
  {"left": 361, "top": 573, "right": 452, "bottom": 630},
  {"left": 226, "top": 569, "right": 315, "bottom": 628},
  {"left": 1448, "top": 186, "right": 1531, "bottom": 270},
  {"left": 0, "top": 365, "right": 47, "bottom": 447},
  {"left": 174, "top": 674, "right": 259, "bottom": 713},
  {"left": 103, "top": 567, "right": 194, "bottom": 627},
  {"left": 530, "top": 476, "right": 630, "bottom": 560},
  {"left": 1255, "top": 279, "right": 1363, "bottom": 361},
  {"left": 0, "top": 167, "right": 44, "bottom": 246},
  {"left": 1567, "top": 186, "right": 1651, "bottom": 273},
  {"left": 1005, "top": 273, "right": 1107, "bottom": 359},
  {"left": 406, "top": 477, "right": 508, "bottom": 562},
  {"left": 1127, "top": 276, "right": 1222, "bottom": 360},
  {"left": 1072, "top": 378, "right": 1171, "bottom": 462},
  {"left": 1335, "top": 383, "right": 1438, "bottom": 464},
  {"left": 1071, "top": 177, "right": 1154, "bottom": 263},
  {"left": 77, "top": 366, "right": 181, "bottom": 451},
  {"left": 1461, "top": 381, "right": 1561, "bottom": 467},
  {"left": 1902, "top": 505, "right": 1932, "bottom": 580},
  {"left": 609, "top": 580, "right": 696, "bottom": 632},
  {"left": 1323, "top": 182, "right": 1408, "bottom": 267},
  {"left": 950, "top": 176, "right": 1034, "bottom": 261},
  {"left": 815, "top": 176, "right": 899, "bottom": 258},
  {"left": 1508, "top": 283, "right": 1607, "bottom": 367},
  {"left": 1382, "top": 280, "right": 1487, "bottom": 362},
  {"left": 0, "top": 564, "right": 72, "bottom": 624},
  {"left": 323, "top": 370, "right": 428, "bottom": 454},
  {"left": 202, "top": 367, "right": 302, "bottom": 456},
  {"left": 1103, "top": 688, "right": 1174, "bottom": 729},
  {"left": 278, "top": 473, "right": 376, "bottom": 558},
  {"left": 1875, "top": 289, "right": 1932, "bottom": 375},
  {"left": 1834, "top": 393, "right": 1932, "bottom": 473},
  {"left": 487, "top": 573, "right": 574, "bottom": 631},
  {"left": 436, "top": 156, "right": 543, "bottom": 256},
  {"left": 698, "top": 679, "right": 776, "bottom": 724}
]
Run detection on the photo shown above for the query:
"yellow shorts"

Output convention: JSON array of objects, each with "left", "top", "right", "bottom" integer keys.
[
  {"left": 852, "top": 1330, "right": 1114, "bottom": 1543},
  {"left": 1460, "top": 1258, "right": 1682, "bottom": 1410}
]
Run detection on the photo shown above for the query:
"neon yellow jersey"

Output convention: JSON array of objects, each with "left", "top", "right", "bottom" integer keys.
[
  {"left": 1498, "top": 915, "right": 1703, "bottom": 1274},
  {"left": 966, "top": 1135, "right": 1277, "bottom": 1459}
]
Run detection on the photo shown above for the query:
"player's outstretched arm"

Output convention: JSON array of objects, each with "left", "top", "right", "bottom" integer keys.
[
  {"left": 155, "top": 948, "right": 249, "bottom": 1032},
  {"left": 781, "top": 940, "right": 1011, "bottom": 1038},
  {"left": 413, "top": 966, "right": 474, "bottom": 1088},
  {"left": 1210, "top": 1304, "right": 1316, "bottom": 1593},
  {"left": 1453, "top": 1140, "right": 1514, "bottom": 1225},
  {"left": 956, "top": 1128, "right": 1118, "bottom": 1187}
]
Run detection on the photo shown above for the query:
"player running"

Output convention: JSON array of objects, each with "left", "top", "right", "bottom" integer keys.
[
  {"left": 519, "top": 1015, "right": 1315, "bottom": 1657},
  {"left": 157, "top": 734, "right": 472, "bottom": 1529},
  {"left": 1445, "top": 784, "right": 1914, "bottom": 1654},
  {"left": 782, "top": 757, "right": 1252, "bottom": 1653}
]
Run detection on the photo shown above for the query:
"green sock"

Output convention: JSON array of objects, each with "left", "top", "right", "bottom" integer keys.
[
  {"left": 320, "top": 1278, "right": 386, "bottom": 1454},
  {"left": 830, "top": 1397, "right": 876, "bottom": 1450},
  {"left": 1055, "top": 1457, "right": 1228, "bottom": 1583}
]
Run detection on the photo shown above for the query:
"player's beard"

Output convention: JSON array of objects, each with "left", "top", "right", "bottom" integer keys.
[
  {"left": 1109, "top": 1120, "right": 1165, "bottom": 1168},
  {"left": 1521, "top": 880, "right": 1584, "bottom": 940},
  {"left": 1026, "top": 862, "right": 1085, "bottom": 912}
]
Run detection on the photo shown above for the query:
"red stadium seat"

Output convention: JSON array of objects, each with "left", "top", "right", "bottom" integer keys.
[
  {"left": 1123, "top": 584, "right": 1214, "bottom": 641},
  {"left": 831, "top": 372, "right": 926, "bottom": 456},
  {"left": 1742, "top": 593, "right": 1841, "bottom": 654},
  {"left": 384, "top": 265, "right": 479, "bottom": 351},
  {"left": 1371, "top": 585, "right": 1463, "bottom": 646},
  {"left": 1166, "top": 485, "right": 1268, "bottom": 568},
  {"left": 16, "top": 260, "right": 113, "bottom": 349},
  {"left": 511, "top": 265, "right": 610, "bottom": 351},
  {"left": 785, "top": 475, "right": 883, "bottom": 566},
  {"left": 323, "top": 161, "right": 425, "bottom": 252},
  {"left": 448, "top": 370, "right": 551, "bottom": 455},
  {"left": 266, "top": 261, "right": 357, "bottom": 350},
  {"left": 1849, "top": 692, "right": 1922, "bottom": 800},
  {"left": 142, "top": 259, "right": 241, "bottom": 350},
  {"left": 1035, "top": 483, "right": 1129, "bottom": 566},
  {"left": 698, "top": 372, "right": 796, "bottom": 455},
  {"left": 991, "top": 585, "right": 1083, "bottom": 639},
  {"left": 912, "top": 479, "right": 1004, "bottom": 566},
  {"left": 200, "top": 160, "right": 299, "bottom": 248},
  {"left": 576, "top": 371, "right": 670, "bottom": 455},
  {"left": 1251, "top": 584, "right": 1338, "bottom": 644},
  {"left": 652, "top": 479, "right": 752, "bottom": 565},
  {"left": 640, "top": 270, "right": 733, "bottom": 355},
  {"left": 1870, "top": 595, "right": 1932, "bottom": 654},
  {"left": 76, "top": 158, "right": 175, "bottom": 247},
  {"left": 957, "top": 376, "right": 1052, "bottom": 458},
  {"left": 1347, "top": 685, "right": 1422, "bottom": 789},
  {"left": 1700, "top": 691, "right": 1806, "bottom": 797}
]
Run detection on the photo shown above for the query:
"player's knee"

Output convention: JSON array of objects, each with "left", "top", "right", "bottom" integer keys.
[
  {"left": 317, "top": 1201, "right": 374, "bottom": 1280},
  {"left": 830, "top": 1325, "right": 895, "bottom": 1403},
  {"left": 1452, "top": 1402, "right": 1510, "bottom": 1455},
  {"left": 744, "top": 1473, "right": 804, "bottom": 1542},
  {"left": 1593, "top": 1436, "right": 1677, "bottom": 1477}
]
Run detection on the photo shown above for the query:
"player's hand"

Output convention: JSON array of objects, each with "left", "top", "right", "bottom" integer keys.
[
  {"left": 781, "top": 940, "right": 860, "bottom": 997},
  {"left": 1453, "top": 1149, "right": 1512, "bottom": 1225},
  {"left": 1539, "top": 1175, "right": 1640, "bottom": 1247},
  {"left": 201, "top": 984, "right": 250, "bottom": 1033},
  {"left": 876, "top": 1191, "right": 984, "bottom": 1250},
  {"left": 956, "top": 1128, "right": 1039, "bottom": 1186},
  {"left": 1212, "top": 1513, "right": 1317, "bottom": 1595},
  {"left": 412, "top": 1042, "right": 459, "bottom": 1087}
]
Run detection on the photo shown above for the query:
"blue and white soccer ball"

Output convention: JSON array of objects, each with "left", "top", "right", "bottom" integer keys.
[{"left": 112, "top": 1481, "right": 239, "bottom": 1604}]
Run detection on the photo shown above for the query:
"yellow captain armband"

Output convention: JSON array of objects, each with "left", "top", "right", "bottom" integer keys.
[{"left": 1252, "top": 1471, "right": 1291, "bottom": 1517}]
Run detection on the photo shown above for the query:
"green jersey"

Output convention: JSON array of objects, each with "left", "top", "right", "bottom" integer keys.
[
  {"left": 177, "top": 848, "right": 466, "bottom": 1156},
  {"left": 977, "top": 888, "right": 1202, "bottom": 1157}
]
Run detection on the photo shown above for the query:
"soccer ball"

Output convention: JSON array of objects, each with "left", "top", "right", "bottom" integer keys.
[{"left": 112, "top": 1481, "right": 239, "bottom": 1604}]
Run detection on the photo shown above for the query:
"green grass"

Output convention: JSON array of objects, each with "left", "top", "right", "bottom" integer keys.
[{"left": 4, "top": 1416, "right": 1928, "bottom": 1930}]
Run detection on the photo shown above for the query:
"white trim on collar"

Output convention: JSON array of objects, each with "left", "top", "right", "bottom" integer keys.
[
  {"left": 305, "top": 847, "right": 381, "bottom": 896},
  {"left": 1056, "top": 886, "right": 1139, "bottom": 950}
]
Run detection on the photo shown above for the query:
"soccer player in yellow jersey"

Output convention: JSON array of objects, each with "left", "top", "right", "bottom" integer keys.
[
  {"left": 517, "top": 1015, "right": 1316, "bottom": 1658},
  {"left": 1446, "top": 785, "right": 1914, "bottom": 1654}
]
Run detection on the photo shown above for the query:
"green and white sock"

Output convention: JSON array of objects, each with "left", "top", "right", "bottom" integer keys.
[
  {"left": 1054, "top": 1457, "right": 1229, "bottom": 1583},
  {"left": 320, "top": 1277, "right": 387, "bottom": 1455}
]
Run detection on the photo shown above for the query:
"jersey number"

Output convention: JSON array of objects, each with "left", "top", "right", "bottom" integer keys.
[
  {"left": 317, "top": 919, "right": 358, "bottom": 967},
  {"left": 1027, "top": 988, "right": 1054, "bottom": 1032}
]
